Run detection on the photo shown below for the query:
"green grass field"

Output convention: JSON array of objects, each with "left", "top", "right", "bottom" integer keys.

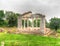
[{"left": 0, "top": 33, "right": 59, "bottom": 46}]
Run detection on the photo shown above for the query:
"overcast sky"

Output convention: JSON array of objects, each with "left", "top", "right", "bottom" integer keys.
[{"left": 0, "top": 0, "right": 60, "bottom": 21}]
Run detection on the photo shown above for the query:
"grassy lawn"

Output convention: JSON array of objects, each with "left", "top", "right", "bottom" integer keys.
[{"left": 0, "top": 33, "right": 59, "bottom": 46}]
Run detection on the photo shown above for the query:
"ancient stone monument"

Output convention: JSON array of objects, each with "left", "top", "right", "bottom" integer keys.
[{"left": 18, "top": 11, "right": 45, "bottom": 35}]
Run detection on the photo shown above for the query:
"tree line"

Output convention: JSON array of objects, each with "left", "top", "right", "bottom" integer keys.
[{"left": 0, "top": 10, "right": 20, "bottom": 27}]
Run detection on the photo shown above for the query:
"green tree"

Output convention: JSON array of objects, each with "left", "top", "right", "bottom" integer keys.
[
  {"left": 0, "top": 10, "right": 5, "bottom": 26},
  {"left": 49, "top": 17, "right": 60, "bottom": 31},
  {"left": 5, "top": 11, "right": 19, "bottom": 27}
]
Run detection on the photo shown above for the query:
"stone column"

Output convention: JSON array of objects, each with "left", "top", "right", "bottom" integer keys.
[
  {"left": 32, "top": 18, "right": 34, "bottom": 28},
  {"left": 40, "top": 17, "right": 45, "bottom": 34},
  {"left": 18, "top": 16, "right": 22, "bottom": 28}
]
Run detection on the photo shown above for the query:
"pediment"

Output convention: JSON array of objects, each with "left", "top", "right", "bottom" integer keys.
[{"left": 20, "top": 11, "right": 45, "bottom": 18}]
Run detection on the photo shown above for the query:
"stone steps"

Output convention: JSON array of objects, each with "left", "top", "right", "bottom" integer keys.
[{"left": 44, "top": 30, "right": 53, "bottom": 36}]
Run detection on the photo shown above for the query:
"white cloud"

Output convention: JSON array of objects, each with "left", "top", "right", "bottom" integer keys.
[{"left": 0, "top": 0, "right": 60, "bottom": 21}]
